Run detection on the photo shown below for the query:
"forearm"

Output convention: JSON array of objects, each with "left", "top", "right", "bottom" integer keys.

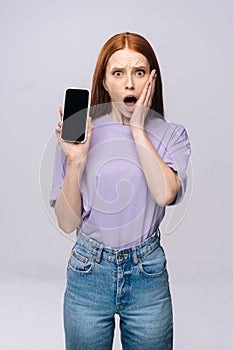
[
  {"left": 55, "top": 161, "right": 85, "bottom": 233},
  {"left": 132, "top": 128, "right": 180, "bottom": 206}
]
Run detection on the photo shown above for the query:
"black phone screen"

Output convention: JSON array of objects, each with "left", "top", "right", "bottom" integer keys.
[{"left": 61, "top": 88, "right": 89, "bottom": 143}]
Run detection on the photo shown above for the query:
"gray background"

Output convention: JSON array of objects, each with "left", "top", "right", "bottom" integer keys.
[{"left": 1, "top": 0, "right": 232, "bottom": 349}]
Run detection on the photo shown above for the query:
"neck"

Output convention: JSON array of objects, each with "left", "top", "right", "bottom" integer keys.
[
  {"left": 110, "top": 104, "right": 130, "bottom": 125},
  {"left": 122, "top": 115, "right": 130, "bottom": 125}
]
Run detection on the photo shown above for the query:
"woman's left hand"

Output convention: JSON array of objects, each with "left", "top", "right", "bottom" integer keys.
[{"left": 130, "top": 69, "right": 157, "bottom": 130}]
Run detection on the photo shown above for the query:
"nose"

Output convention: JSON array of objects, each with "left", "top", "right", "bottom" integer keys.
[{"left": 125, "top": 74, "right": 135, "bottom": 90}]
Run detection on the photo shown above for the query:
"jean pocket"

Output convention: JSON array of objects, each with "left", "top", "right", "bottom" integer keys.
[
  {"left": 68, "top": 244, "right": 94, "bottom": 274},
  {"left": 139, "top": 246, "right": 167, "bottom": 278}
]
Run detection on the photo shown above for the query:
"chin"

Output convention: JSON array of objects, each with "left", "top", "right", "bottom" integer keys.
[
  {"left": 112, "top": 102, "right": 134, "bottom": 119},
  {"left": 124, "top": 106, "right": 135, "bottom": 116},
  {"left": 121, "top": 103, "right": 135, "bottom": 113}
]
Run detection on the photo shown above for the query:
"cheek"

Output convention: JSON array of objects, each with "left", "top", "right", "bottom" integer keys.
[
  {"left": 138, "top": 78, "right": 148, "bottom": 89},
  {"left": 136, "top": 79, "right": 148, "bottom": 95},
  {"left": 106, "top": 82, "right": 121, "bottom": 99},
  {"left": 108, "top": 90, "right": 120, "bottom": 101},
  {"left": 107, "top": 79, "right": 120, "bottom": 89}
]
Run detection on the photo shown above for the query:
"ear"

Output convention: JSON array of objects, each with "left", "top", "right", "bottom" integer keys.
[{"left": 102, "top": 79, "right": 108, "bottom": 91}]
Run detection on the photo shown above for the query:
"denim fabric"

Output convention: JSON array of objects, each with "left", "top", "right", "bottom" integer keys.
[{"left": 64, "top": 228, "right": 173, "bottom": 350}]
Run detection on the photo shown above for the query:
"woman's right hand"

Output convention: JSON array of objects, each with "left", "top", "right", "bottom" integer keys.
[{"left": 55, "top": 107, "right": 93, "bottom": 167}]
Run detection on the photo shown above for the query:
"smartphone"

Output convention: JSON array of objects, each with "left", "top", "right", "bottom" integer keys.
[{"left": 60, "top": 87, "right": 90, "bottom": 143}]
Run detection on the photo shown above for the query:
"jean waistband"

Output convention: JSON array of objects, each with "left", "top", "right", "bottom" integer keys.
[{"left": 75, "top": 228, "right": 161, "bottom": 264}]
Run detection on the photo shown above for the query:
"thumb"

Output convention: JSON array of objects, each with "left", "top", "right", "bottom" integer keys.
[{"left": 86, "top": 117, "right": 93, "bottom": 141}]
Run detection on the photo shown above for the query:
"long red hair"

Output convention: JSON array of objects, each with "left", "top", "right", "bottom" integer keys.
[{"left": 90, "top": 32, "right": 164, "bottom": 119}]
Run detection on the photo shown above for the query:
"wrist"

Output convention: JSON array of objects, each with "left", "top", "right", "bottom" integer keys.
[
  {"left": 65, "top": 159, "right": 86, "bottom": 185},
  {"left": 130, "top": 125, "right": 147, "bottom": 141},
  {"left": 67, "top": 157, "right": 86, "bottom": 169}
]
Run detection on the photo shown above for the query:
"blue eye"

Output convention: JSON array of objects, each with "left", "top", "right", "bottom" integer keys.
[
  {"left": 113, "top": 71, "right": 123, "bottom": 77},
  {"left": 135, "top": 69, "right": 145, "bottom": 76}
]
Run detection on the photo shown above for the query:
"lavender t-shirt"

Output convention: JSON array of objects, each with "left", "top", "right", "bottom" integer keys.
[{"left": 50, "top": 114, "right": 191, "bottom": 249}]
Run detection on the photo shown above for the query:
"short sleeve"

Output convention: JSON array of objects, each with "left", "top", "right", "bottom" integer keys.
[
  {"left": 49, "top": 143, "right": 67, "bottom": 207},
  {"left": 163, "top": 123, "right": 191, "bottom": 205}
]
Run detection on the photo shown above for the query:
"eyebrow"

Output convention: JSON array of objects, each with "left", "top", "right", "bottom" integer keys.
[{"left": 110, "top": 65, "right": 148, "bottom": 71}]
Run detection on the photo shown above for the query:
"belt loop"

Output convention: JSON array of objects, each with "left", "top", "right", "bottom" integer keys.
[
  {"left": 132, "top": 247, "right": 140, "bottom": 265},
  {"left": 93, "top": 244, "right": 103, "bottom": 263}
]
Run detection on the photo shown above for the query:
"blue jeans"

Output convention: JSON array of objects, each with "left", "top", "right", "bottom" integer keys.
[{"left": 64, "top": 228, "right": 173, "bottom": 350}]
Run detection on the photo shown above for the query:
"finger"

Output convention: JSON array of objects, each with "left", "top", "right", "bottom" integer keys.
[
  {"left": 148, "top": 74, "right": 157, "bottom": 105},
  {"left": 87, "top": 116, "right": 93, "bottom": 128},
  {"left": 145, "top": 73, "right": 157, "bottom": 107},
  {"left": 137, "top": 80, "right": 150, "bottom": 106},
  {"left": 86, "top": 117, "right": 93, "bottom": 140},
  {"left": 137, "top": 70, "right": 156, "bottom": 106},
  {"left": 55, "top": 126, "right": 61, "bottom": 142},
  {"left": 146, "top": 69, "right": 156, "bottom": 89},
  {"left": 55, "top": 121, "right": 62, "bottom": 131},
  {"left": 149, "top": 69, "right": 156, "bottom": 83},
  {"left": 139, "top": 80, "right": 153, "bottom": 107},
  {"left": 59, "top": 106, "right": 63, "bottom": 120},
  {"left": 151, "top": 69, "right": 156, "bottom": 78},
  {"left": 55, "top": 122, "right": 61, "bottom": 132},
  {"left": 55, "top": 120, "right": 62, "bottom": 140},
  {"left": 150, "top": 73, "right": 157, "bottom": 102}
]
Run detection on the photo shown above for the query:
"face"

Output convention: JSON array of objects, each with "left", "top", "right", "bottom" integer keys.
[{"left": 103, "top": 48, "right": 151, "bottom": 117}]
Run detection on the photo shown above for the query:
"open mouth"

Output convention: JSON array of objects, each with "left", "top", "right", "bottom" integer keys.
[{"left": 123, "top": 96, "right": 137, "bottom": 106}]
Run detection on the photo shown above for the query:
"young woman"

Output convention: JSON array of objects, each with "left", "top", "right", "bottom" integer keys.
[{"left": 50, "top": 32, "right": 191, "bottom": 350}]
